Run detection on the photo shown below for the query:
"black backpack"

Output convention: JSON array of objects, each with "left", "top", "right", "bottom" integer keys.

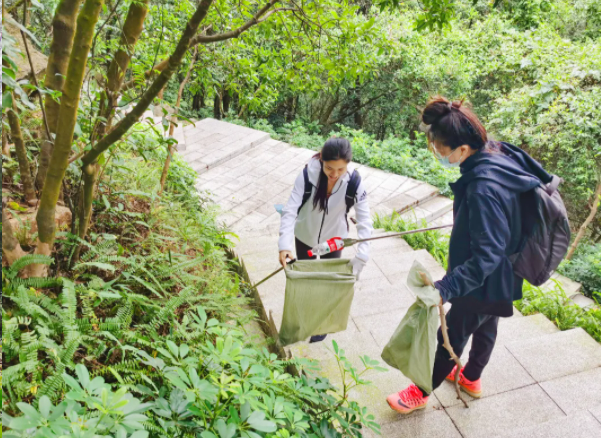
[
  {"left": 297, "top": 165, "right": 362, "bottom": 217},
  {"left": 510, "top": 175, "right": 571, "bottom": 286}
]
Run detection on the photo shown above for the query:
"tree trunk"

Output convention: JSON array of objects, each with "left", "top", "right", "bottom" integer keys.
[
  {"left": 222, "top": 88, "right": 231, "bottom": 115},
  {"left": 319, "top": 90, "right": 340, "bottom": 126},
  {"left": 160, "top": 47, "right": 198, "bottom": 194},
  {"left": 32, "top": 0, "right": 104, "bottom": 275},
  {"left": 213, "top": 91, "right": 222, "bottom": 119},
  {"left": 72, "top": 162, "right": 99, "bottom": 261},
  {"left": 80, "top": 0, "right": 216, "bottom": 168},
  {"left": 37, "top": 0, "right": 85, "bottom": 190},
  {"left": 6, "top": 100, "right": 37, "bottom": 203},
  {"left": 94, "top": 0, "right": 149, "bottom": 141},
  {"left": 2, "top": 126, "right": 9, "bottom": 156},
  {"left": 2, "top": 208, "right": 26, "bottom": 266},
  {"left": 567, "top": 176, "right": 601, "bottom": 260},
  {"left": 75, "top": 0, "right": 149, "bottom": 254}
]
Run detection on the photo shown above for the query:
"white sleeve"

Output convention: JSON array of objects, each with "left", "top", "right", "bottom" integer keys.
[
  {"left": 353, "top": 180, "right": 373, "bottom": 261},
  {"left": 278, "top": 171, "right": 305, "bottom": 253}
]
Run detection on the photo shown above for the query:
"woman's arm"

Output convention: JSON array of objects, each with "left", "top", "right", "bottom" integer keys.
[
  {"left": 434, "top": 192, "right": 510, "bottom": 302},
  {"left": 353, "top": 181, "right": 373, "bottom": 261},
  {"left": 278, "top": 171, "right": 305, "bottom": 253}
]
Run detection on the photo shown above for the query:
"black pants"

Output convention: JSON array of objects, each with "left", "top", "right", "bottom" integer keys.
[
  {"left": 295, "top": 238, "right": 343, "bottom": 261},
  {"left": 420, "top": 305, "right": 499, "bottom": 397}
]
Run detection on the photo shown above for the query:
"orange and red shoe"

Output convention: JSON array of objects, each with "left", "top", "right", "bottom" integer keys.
[
  {"left": 445, "top": 365, "right": 482, "bottom": 398},
  {"left": 386, "top": 384, "right": 429, "bottom": 414}
]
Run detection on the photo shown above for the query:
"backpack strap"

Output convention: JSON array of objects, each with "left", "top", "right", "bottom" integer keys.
[
  {"left": 297, "top": 165, "right": 312, "bottom": 214},
  {"left": 345, "top": 170, "right": 361, "bottom": 213},
  {"left": 545, "top": 175, "right": 562, "bottom": 196}
]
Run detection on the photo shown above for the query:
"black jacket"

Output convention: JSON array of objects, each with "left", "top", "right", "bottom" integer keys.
[{"left": 434, "top": 142, "right": 553, "bottom": 317}]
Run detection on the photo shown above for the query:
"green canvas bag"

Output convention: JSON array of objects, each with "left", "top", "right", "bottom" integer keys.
[
  {"left": 381, "top": 261, "right": 441, "bottom": 393},
  {"left": 279, "top": 259, "right": 356, "bottom": 346}
]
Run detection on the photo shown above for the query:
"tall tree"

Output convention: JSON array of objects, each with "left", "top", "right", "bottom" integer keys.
[
  {"left": 32, "top": 0, "right": 105, "bottom": 275},
  {"left": 76, "top": 0, "right": 150, "bottom": 254},
  {"left": 36, "top": 0, "right": 85, "bottom": 189}
]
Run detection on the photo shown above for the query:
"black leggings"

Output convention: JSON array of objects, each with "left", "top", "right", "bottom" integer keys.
[
  {"left": 420, "top": 304, "right": 499, "bottom": 396},
  {"left": 295, "top": 238, "right": 343, "bottom": 261}
]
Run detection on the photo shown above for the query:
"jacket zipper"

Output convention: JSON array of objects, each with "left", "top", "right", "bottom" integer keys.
[
  {"left": 317, "top": 209, "right": 327, "bottom": 243},
  {"left": 314, "top": 171, "right": 347, "bottom": 244}
]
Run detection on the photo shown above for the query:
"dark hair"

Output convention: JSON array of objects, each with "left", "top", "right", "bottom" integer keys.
[
  {"left": 422, "top": 97, "right": 487, "bottom": 151},
  {"left": 312, "top": 137, "right": 353, "bottom": 212}
]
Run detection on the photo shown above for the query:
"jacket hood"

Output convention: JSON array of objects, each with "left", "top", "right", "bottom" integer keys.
[{"left": 451, "top": 142, "right": 553, "bottom": 194}]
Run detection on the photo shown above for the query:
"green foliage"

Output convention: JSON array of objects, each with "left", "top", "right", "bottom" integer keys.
[
  {"left": 374, "top": 213, "right": 450, "bottom": 269},
  {"left": 3, "top": 134, "right": 382, "bottom": 436},
  {"left": 3, "top": 364, "right": 152, "bottom": 438},
  {"left": 515, "top": 281, "right": 601, "bottom": 342},
  {"left": 558, "top": 244, "right": 601, "bottom": 299}
]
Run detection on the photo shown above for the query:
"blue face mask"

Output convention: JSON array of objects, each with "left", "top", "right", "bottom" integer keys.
[{"left": 434, "top": 148, "right": 463, "bottom": 168}]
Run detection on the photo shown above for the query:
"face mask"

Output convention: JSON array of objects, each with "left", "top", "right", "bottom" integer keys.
[{"left": 435, "top": 147, "right": 463, "bottom": 168}]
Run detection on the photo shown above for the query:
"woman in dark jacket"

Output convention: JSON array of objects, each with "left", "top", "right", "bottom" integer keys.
[{"left": 387, "top": 97, "right": 553, "bottom": 415}]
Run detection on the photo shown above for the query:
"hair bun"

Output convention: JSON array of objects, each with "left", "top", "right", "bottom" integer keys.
[{"left": 422, "top": 99, "right": 452, "bottom": 125}]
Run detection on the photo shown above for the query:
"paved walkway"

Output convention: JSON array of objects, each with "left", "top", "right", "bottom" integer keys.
[{"left": 173, "top": 117, "right": 601, "bottom": 438}]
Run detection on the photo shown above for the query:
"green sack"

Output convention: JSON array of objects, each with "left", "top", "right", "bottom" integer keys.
[
  {"left": 279, "top": 259, "right": 356, "bottom": 346},
  {"left": 381, "top": 261, "right": 441, "bottom": 393}
]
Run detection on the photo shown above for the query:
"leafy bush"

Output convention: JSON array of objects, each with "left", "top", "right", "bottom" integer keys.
[
  {"left": 374, "top": 213, "right": 450, "bottom": 269},
  {"left": 515, "top": 281, "right": 601, "bottom": 342},
  {"left": 558, "top": 243, "right": 601, "bottom": 300},
  {"left": 2, "top": 134, "right": 383, "bottom": 436}
]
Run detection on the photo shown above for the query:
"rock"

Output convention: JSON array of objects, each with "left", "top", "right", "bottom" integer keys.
[
  {"left": 4, "top": 21, "right": 48, "bottom": 81},
  {"left": 8, "top": 205, "right": 72, "bottom": 243}
]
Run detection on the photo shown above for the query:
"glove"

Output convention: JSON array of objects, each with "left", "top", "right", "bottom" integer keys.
[{"left": 348, "top": 254, "right": 368, "bottom": 280}]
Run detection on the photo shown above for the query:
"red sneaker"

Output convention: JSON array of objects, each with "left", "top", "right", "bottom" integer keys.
[
  {"left": 386, "top": 384, "right": 429, "bottom": 414},
  {"left": 446, "top": 365, "right": 482, "bottom": 398}
]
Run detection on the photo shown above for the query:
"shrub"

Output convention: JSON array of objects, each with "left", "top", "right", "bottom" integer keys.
[
  {"left": 374, "top": 213, "right": 450, "bottom": 269},
  {"left": 558, "top": 243, "right": 601, "bottom": 300}
]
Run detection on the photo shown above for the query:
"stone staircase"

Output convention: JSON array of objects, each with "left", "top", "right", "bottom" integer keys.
[{"left": 175, "top": 118, "right": 601, "bottom": 438}]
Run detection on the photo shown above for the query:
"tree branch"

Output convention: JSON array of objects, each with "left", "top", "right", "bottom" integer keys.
[
  {"left": 20, "top": 0, "right": 52, "bottom": 141},
  {"left": 81, "top": 0, "right": 215, "bottom": 167},
  {"left": 328, "top": 89, "right": 399, "bottom": 125},
  {"left": 119, "top": 0, "right": 286, "bottom": 91},
  {"left": 567, "top": 173, "right": 601, "bottom": 260},
  {"left": 190, "top": 6, "right": 293, "bottom": 43},
  {"left": 438, "top": 302, "right": 469, "bottom": 408}
]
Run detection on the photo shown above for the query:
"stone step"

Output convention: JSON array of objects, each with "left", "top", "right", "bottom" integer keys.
[
  {"left": 496, "top": 410, "right": 601, "bottom": 438},
  {"left": 505, "top": 327, "right": 601, "bottom": 383},
  {"left": 400, "top": 195, "right": 454, "bottom": 225},
  {"left": 178, "top": 119, "right": 271, "bottom": 174},
  {"left": 541, "top": 272, "right": 582, "bottom": 297}
]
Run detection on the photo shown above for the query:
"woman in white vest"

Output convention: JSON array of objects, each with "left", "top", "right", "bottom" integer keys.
[{"left": 278, "top": 137, "right": 373, "bottom": 342}]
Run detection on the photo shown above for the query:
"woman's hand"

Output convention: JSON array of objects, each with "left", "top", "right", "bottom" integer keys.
[{"left": 279, "top": 250, "right": 293, "bottom": 268}]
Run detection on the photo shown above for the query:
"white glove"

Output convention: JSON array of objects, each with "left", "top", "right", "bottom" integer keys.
[{"left": 348, "top": 255, "right": 368, "bottom": 280}]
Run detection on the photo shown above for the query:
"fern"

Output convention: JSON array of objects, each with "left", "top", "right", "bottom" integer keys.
[
  {"left": 10, "top": 254, "right": 54, "bottom": 273},
  {"left": 12, "top": 276, "right": 63, "bottom": 290}
]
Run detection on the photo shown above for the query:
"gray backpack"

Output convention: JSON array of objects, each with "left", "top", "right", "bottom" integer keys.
[{"left": 510, "top": 175, "right": 571, "bottom": 286}]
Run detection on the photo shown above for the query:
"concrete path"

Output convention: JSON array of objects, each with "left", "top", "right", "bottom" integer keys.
[{"left": 175, "top": 118, "right": 601, "bottom": 438}]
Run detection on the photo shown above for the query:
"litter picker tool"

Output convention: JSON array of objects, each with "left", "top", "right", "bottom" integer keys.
[
  {"left": 252, "top": 258, "right": 297, "bottom": 289},
  {"left": 341, "top": 223, "right": 453, "bottom": 247}
]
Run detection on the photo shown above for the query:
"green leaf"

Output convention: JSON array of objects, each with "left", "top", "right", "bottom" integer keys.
[
  {"left": 216, "top": 419, "right": 237, "bottom": 438},
  {"left": 38, "top": 396, "right": 52, "bottom": 418},
  {"left": 3, "top": 91, "right": 13, "bottom": 110},
  {"left": 247, "top": 411, "right": 277, "bottom": 433}
]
